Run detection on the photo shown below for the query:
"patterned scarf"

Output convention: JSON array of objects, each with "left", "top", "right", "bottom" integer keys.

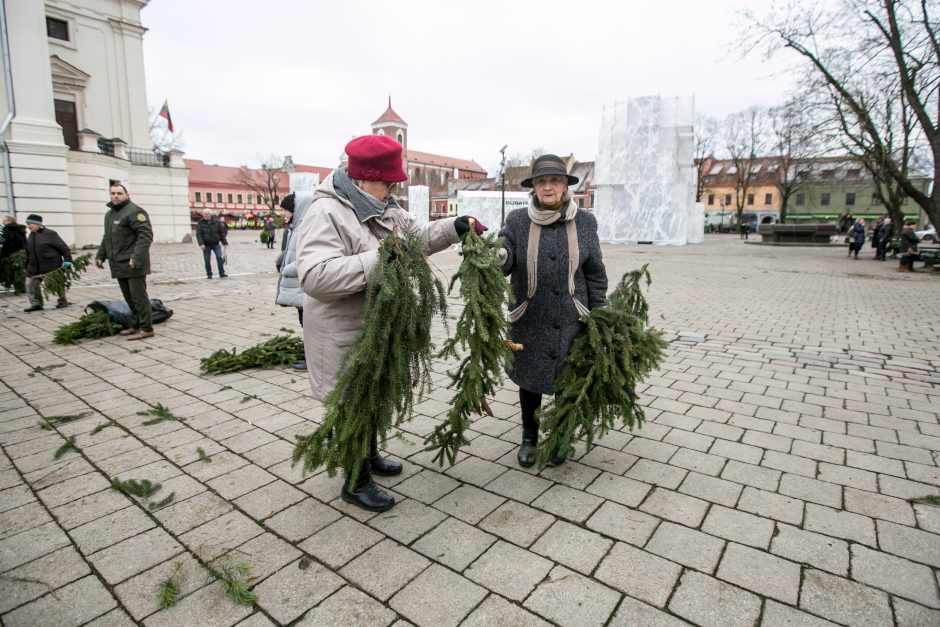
[{"left": 527, "top": 191, "right": 578, "bottom": 225}]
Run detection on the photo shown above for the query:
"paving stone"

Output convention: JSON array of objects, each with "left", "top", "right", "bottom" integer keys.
[
  {"left": 464, "top": 540, "right": 552, "bottom": 602},
  {"left": 3, "top": 574, "right": 116, "bottom": 627},
  {"left": 645, "top": 521, "right": 725, "bottom": 573},
  {"left": 233, "top": 480, "right": 305, "bottom": 520},
  {"left": 893, "top": 598, "right": 940, "bottom": 627},
  {"left": 85, "top": 607, "right": 136, "bottom": 627},
  {"left": 523, "top": 565, "right": 620, "bottom": 626},
  {"left": 804, "top": 503, "right": 877, "bottom": 547},
  {"left": 737, "top": 486, "right": 804, "bottom": 525},
  {"left": 478, "top": 500, "right": 555, "bottom": 547},
  {"left": 444, "top": 456, "right": 507, "bottom": 487},
  {"left": 0, "top": 501, "right": 52, "bottom": 541},
  {"left": 761, "top": 601, "right": 838, "bottom": 626},
  {"left": 71, "top": 505, "right": 155, "bottom": 554},
  {"left": 153, "top": 490, "right": 234, "bottom": 535},
  {"left": 668, "top": 448, "right": 726, "bottom": 476},
  {"left": 878, "top": 475, "right": 940, "bottom": 501},
  {"left": 253, "top": 558, "right": 344, "bottom": 624},
  {"left": 623, "top": 437, "right": 678, "bottom": 463},
  {"left": 639, "top": 487, "right": 709, "bottom": 527},
  {"left": 595, "top": 541, "right": 682, "bottom": 607},
  {"left": 433, "top": 484, "right": 505, "bottom": 525},
  {"left": 625, "top": 458, "right": 687, "bottom": 490},
  {"left": 368, "top": 498, "right": 446, "bottom": 545},
  {"left": 817, "top": 463, "right": 878, "bottom": 492},
  {"left": 537, "top": 460, "right": 601, "bottom": 490},
  {"left": 700, "top": 504, "right": 774, "bottom": 549},
  {"left": 799, "top": 569, "right": 892, "bottom": 625},
  {"left": 761, "top": 450, "right": 816, "bottom": 478},
  {"left": 586, "top": 500, "right": 660, "bottom": 546},
  {"left": 0, "top": 546, "right": 91, "bottom": 614},
  {"left": 531, "top": 483, "right": 604, "bottom": 523},
  {"left": 843, "top": 487, "right": 916, "bottom": 526},
  {"left": 207, "top": 464, "right": 276, "bottom": 500},
  {"left": 142, "top": 580, "right": 253, "bottom": 627},
  {"left": 340, "top": 539, "right": 429, "bottom": 601},
  {"left": 779, "top": 473, "right": 842, "bottom": 508},
  {"left": 875, "top": 441, "right": 935, "bottom": 465},
  {"left": 716, "top": 542, "right": 800, "bottom": 604},
  {"left": 676, "top": 471, "right": 742, "bottom": 508},
  {"left": 36, "top": 471, "right": 111, "bottom": 508},
  {"left": 578, "top": 445, "right": 638, "bottom": 475},
  {"left": 663, "top": 426, "right": 715, "bottom": 452},
  {"left": 770, "top": 523, "right": 849, "bottom": 576},
  {"left": 296, "top": 586, "right": 396, "bottom": 626},
  {"left": 877, "top": 519, "right": 940, "bottom": 567},
  {"left": 530, "top": 519, "right": 613, "bottom": 575},
  {"left": 607, "top": 595, "right": 692, "bottom": 626},
  {"left": 708, "top": 439, "right": 762, "bottom": 465},
  {"left": 851, "top": 544, "right": 939, "bottom": 609},
  {"left": 906, "top": 461, "right": 940, "bottom": 487},
  {"left": 393, "top": 469, "right": 460, "bottom": 504},
  {"left": 299, "top": 516, "right": 383, "bottom": 569},
  {"left": 89, "top": 525, "right": 185, "bottom": 585},
  {"left": 668, "top": 570, "right": 761, "bottom": 627},
  {"left": 113, "top": 554, "right": 206, "bottom": 622},
  {"left": 235, "top": 532, "right": 303, "bottom": 581},
  {"left": 411, "top": 516, "right": 495, "bottom": 571},
  {"left": 585, "top": 471, "right": 652, "bottom": 507},
  {"left": 462, "top": 594, "right": 550, "bottom": 627},
  {"left": 913, "top": 501, "right": 940, "bottom": 533},
  {"left": 791, "top": 440, "right": 845, "bottom": 464},
  {"left": 720, "top": 460, "right": 780, "bottom": 491},
  {"left": 263, "top": 497, "right": 340, "bottom": 542},
  {"left": 180, "top": 510, "right": 265, "bottom": 560},
  {"left": 0, "top": 520, "right": 71, "bottom": 571},
  {"left": 390, "top": 563, "right": 487, "bottom": 626}
]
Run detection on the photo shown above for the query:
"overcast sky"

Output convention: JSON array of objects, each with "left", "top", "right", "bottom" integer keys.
[{"left": 142, "top": 1, "right": 797, "bottom": 176}]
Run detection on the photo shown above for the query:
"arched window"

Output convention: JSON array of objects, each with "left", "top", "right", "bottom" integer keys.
[
  {"left": 377, "top": 129, "right": 385, "bottom": 135},
  {"left": 397, "top": 131, "right": 404, "bottom": 144}
]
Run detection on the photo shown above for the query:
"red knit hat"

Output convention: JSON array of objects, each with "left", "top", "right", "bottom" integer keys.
[{"left": 345, "top": 135, "right": 408, "bottom": 183}]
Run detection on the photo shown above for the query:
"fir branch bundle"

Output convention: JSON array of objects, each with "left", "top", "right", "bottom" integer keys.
[
  {"left": 200, "top": 335, "right": 304, "bottom": 373},
  {"left": 535, "top": 264, "right": 669, "bottom": 465},
  {"left": 0, "top": 250, "right": 26, "bottom": 293},
  {"left": 292, "top": 229, "right": 446, "bottom": 487},
  {"left": 53, "top": 311, "right": 122, "bottom": 345},
  {"left": 30, "top": 254, "right": 92, "bottom": 302},
  {"left": 155, "top": 562, "right": 185, "bottom": 610},
  {"left": 424, "top": 229, "right": 514, "bottom": 466},
  {"left": 205, "top": 555, "right": 257, "bottom": 606}
]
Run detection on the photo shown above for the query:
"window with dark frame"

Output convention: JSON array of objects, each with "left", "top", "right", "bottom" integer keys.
[
  {"left": 765, "top": 193, "right": 773, "bottom": 205},
  {"left": 795, "top": 193, "right": 805, "bottom": 206},
  {"left": 846, "top": 192, "right": 856, "bottom": 206},
  {"left": 195, "top": 192, "right": 201, "bottom": 202},
  {"left": 724, "top": 193, "right": 732, "bottom": 206},
  {"left": 821, "top": 193, "right": 831, "bottom": 206},
  {"left": 53, "top": 99, "right": 78, "bottom": 150},
  {"left": 747, "top": 193, "right": 755, "bottom": 205},
  {"left": 237, "top": 193, "right": 243, "bottom": 203},
  {"left": 216, "top": 193, "right": 223, "bottom": 203},
  {"left": 46, "top": 17, "right": 69, "bottom": 41},
  {"left": 248, "top": 194, "right": 253, "bottom": 204},
  {"left": 227, "top": 193, "right": 233, "bottom": 204},
  {"left": 707, "top": 194, "right": 715, "bottom": 206}
]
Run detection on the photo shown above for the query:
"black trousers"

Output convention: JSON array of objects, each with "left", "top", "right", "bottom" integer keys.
[
  {"left": 520, "top": 388, "right": 542, "bottom": 434},
  {"left": 117, "top": 276, "right": 152, "bottom": 331}
]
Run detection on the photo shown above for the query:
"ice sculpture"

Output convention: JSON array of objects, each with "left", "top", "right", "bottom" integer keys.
[
  {"left": 595, "top": 96, "right": 701, "bottom": 245},
  {"left": 408, "top": 185, "right": 430, "bottom": 224},
  {"left": 456, "top": 191, "right": 530, "bottom": 230}
]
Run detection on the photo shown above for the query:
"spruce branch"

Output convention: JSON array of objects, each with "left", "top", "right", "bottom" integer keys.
[
  {"left": 196, "top": 447, "right": 212, "bottom": 463},
  {"left": 205, "top": 554, "right": 257, "bottom": 606},
  {"left": 200, "top": 335, "right": 304, "bottom": 374},
  {"left": 155, "top": 562, "right": 185, "bottom": 610},
  {"left": 137, "top": 403, "right": 180, "bottom": 426},
  {"left": 111, "top": 477, "right": 162, "bottom": 498},
  {"left": 148, "top": 492, "right": 176, "bottom": 510},
  {"left": 53, "top": 311, "right": 122, "bottom": 345},
  {"left": 534, "top": 264, "right": 668, "bottom": 466},
  {"left": 292, "top": 230, "right": 446, "bottom": 487},
  {"left": 0, "top": 249, "right": 26, "bottom": 293},
  {"left": 53, "top": 436, "right": 80, "bottom": 460},
  {"left": 424, "top": 230, "right": 514, "bottom": 466},
  {"left": 89, "top": 422, "right": 111, "bottom": 435},
  {"left": 30, "top": 254, "right": 93, "bottom": 303}
]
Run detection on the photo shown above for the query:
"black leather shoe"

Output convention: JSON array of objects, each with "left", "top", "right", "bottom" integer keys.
[
  {"left": 370, "top": 429, "right": 402, "bottom": 476},
  {"left": 518, "top": 431, "right": 538, "bottom": 468},
  {"left": 55, "top": 301, "right": 70, "bottom": 309},
  {"left": 547, "top": 448, "right": 567, "bottom": 467},
  {"left": 23, "top": 305, "right": 43, "bottom": 313},
  {"left": 340, "top": 465, "right": 395, "bottom": 512}
]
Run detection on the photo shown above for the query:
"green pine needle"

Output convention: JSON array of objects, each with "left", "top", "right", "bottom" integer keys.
[
  {"left": 292, "top": 230, "right": 447, "bottom": 488},
  {"left": 29, "top": 254, "right": 93, "bottom": 303},
  {"left": 911, "top": 495, "right": 940, "bottom": 506},
  {"left": 111, "top": 477, "right": 162, "bottom": 498},
  {"left": 53, "top": 311, "right": 122, "bottom": 345},
  {"left": 53, "top": 436, "right": 80, "bottom": 460},
  {"left": 138, "top": 403, "right": 179, "bottom": 426},
  {"left": 205, "top": 555, "right": 257, "bottom": 606},
  {"left": 148, "top": 492, "right": 176, "bottom": 510},
  {"left": 534, "top": 264, "right": 669, "bottom": 466},
  {"left": 155, "top": 562, "right": 185, "bottom": 610},
  {"left": 196, "top": 447, "right": 212, "bottom": 463},
  {"left": 33, "top": 364, "right": 66, "bottom": 373},
  {"left": 89, "top": 422, "right": 111, "bottom": 435},
  {"left": 424, "top": 230, "right": 513, "bottom": 466},
  {"left": 200, "top": 335, "right": 304, "bottom": 374}
]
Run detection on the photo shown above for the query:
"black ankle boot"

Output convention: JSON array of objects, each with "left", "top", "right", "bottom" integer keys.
[
  {"left": 370, "top": 429, "right": 402, "bottom": 476},
  {"left": 340, "top": 462, "right": 395, "bottom": 512},
  {"left": 518, "top": 428, "right": 538, "bottom": 467}
]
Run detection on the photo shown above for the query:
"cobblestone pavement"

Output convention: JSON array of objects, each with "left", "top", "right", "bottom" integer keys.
[{"left": 1, "top": 232, "right": 938, "bottom": 626}]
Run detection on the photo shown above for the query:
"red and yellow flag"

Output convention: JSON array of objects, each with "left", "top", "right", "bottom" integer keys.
[{"left": 158, "top": 100, "right": 174, "bottom": 133}]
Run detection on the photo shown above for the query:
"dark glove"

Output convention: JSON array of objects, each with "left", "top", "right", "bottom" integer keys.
[{"left": 455, "top": 215, "right": 488, "bottom": 238}]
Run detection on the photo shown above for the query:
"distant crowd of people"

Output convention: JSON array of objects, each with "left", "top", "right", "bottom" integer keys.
[{"left": 845, "top": 215, "right": 924, "bottom": 272}]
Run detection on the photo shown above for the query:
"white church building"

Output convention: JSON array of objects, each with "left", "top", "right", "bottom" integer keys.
[{"left": 0, "top": 0, "right": 190, "bottom": 247}]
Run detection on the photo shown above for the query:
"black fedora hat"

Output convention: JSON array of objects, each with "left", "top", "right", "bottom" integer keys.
[{"left": 521, "top": 154, "right": 579, "bottom": 188}]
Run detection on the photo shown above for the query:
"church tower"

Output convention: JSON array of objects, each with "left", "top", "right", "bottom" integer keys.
[{"left": 371, "top": 97, "right": 408, "bottom": 154}]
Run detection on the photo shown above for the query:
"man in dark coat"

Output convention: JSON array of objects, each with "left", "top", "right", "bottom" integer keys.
[
  {"left": 95, "top": 184, "right": 155, "bottom": 340},
  {"left": 898, "top": 219, "right": 920, "bottom": 272},
  {"left": 23, "top": 214, "right": 72, "bottom": 312},
  {"left": 195, "top": 211, "right": 228, "bottom": 278}
]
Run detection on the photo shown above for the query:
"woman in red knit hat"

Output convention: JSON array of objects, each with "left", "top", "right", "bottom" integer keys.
[{"left": 295, "top": 134, "right": 485, "bottom": 512}]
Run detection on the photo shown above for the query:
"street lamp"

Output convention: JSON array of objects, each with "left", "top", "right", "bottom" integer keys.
[{"left": 499, "top": 145, "right": 507, "bottom": 227}]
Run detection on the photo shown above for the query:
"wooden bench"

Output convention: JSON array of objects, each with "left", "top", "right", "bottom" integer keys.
[{"left": 757, "top": 224, "right": 839, "bottom": 244}]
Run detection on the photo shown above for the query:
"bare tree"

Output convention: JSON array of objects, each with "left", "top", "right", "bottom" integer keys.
[
  {"left": 502, "top": 147, "right": 545, "bottom": 190},
  {"left": 769, "top": 99, "right": 820, "bottom": 223},
  {"left": 695, "top": 115, "right": 720, "bottom": 202},
  {"left": 723, "top": 106, "right": 768, "bottom": 226},
  {"left": 745, "top": 0, "right": 940, "bottom": 230},
  {"left": 232, "top": 155, "right": 284, "bottom": 214}
]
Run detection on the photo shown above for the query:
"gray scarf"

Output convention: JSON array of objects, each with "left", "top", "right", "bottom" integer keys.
[
  {"left": 333, "top": 167, "right": 401, "bottom": 222},
  {"left": 527, "top": 191, "right": 578, "bottom": 225}
]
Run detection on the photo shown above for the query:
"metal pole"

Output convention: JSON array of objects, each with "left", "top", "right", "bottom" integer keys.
[{"left": 499, "top": 145, "right": 507, "bottom": 227}]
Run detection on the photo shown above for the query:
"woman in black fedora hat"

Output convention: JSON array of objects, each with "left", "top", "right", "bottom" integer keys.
[{"left": 498, "top": 154, "right": 608, "bottom": 467}]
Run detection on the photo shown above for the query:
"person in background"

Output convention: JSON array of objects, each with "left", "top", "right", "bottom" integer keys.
[
  {"left": 849, "top": 218, "right": 865, "bottom": 259},
  {"left": 95, "top": 184, "right": 155, "bottom": 340},
  {"left": 898, "top": 219, "right": 920, "bottom": 273},
  {"left": 196, "top": 210, "right": 229, "bottom": 279},
  {"left": 1, "top": 215, "right": 27, "bottom": 292},
  {"left": 22, "top": 214, "right": 72, "bottom": 312},
  {"left": 875, "top": 217, "right": 892, "bottom": 261},
  {"left": 275, "top": 192, "right": 314, "bottom": 371},
  {"left": 263, "top": 216, "right": 277, "bottom": 249}
]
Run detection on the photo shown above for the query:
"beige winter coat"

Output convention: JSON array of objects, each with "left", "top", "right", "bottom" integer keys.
[{"left": 296, "top": 172, "right": 460, "bottom": 400}]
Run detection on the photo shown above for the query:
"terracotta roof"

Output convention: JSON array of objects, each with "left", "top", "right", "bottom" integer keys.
[
  {"left": 185, "top": 159, "right": 333, "bottom": 188},
  {"left": 407, "top": 149, "right": 486, "bottom": 174},
  {"left": 294, "top": 164, "right": 334, "bottom": 180},
  {"left": 372, "top": 97, "right": 406, "bottom": 126}
]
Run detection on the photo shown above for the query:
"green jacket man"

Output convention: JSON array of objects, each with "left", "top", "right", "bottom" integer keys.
[{"left": 95, "top": 184, "right": 155, "bottom": 340}]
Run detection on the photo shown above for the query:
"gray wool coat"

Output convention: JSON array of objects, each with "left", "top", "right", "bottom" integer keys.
[{"left": 499, "top": 206, "right": 608, "bottom": 394}]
